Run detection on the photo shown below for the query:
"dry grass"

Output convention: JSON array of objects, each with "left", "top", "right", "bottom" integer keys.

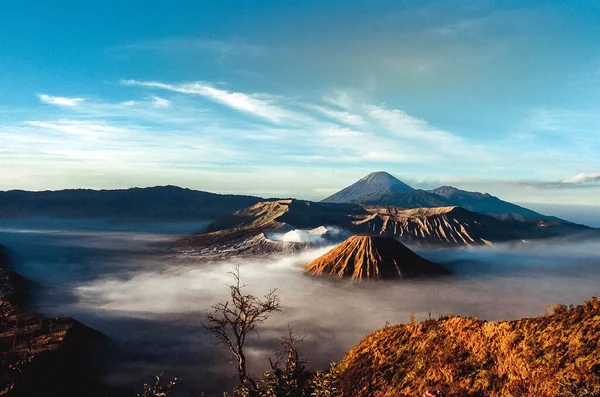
[{"left": 338, "top": 298, "right": 600, "bottom": 397}]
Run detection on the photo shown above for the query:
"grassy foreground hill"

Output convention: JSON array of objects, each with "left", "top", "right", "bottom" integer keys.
[{"left": 338, "top": 298, "right": 600, "bottom": 397}]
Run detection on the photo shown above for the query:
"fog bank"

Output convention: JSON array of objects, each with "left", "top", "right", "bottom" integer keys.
[{"left": 0, "top": 219, "right": 599, "bottom": 395}]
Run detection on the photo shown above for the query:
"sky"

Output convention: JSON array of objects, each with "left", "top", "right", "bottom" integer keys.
[{"left": 1, "top": 0, "right": 600, "bottom": 205}]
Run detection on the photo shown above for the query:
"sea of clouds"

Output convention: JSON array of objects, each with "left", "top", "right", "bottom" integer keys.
[{"left": 0, "top": 219, "right": 599, "bottom": 395}]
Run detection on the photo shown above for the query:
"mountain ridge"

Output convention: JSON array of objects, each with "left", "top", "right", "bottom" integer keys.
[
  {"left": 323, "top": 172, "right": 564, "bottom": 222},
  {"left": 177, "top": 199, "right": 591, "bottom": 259},
  {"left": 0, "top": 178, "right": 571, "bottom": 224},
  {"left": 428, "top": 185, "right": 565, "bottom": 222},
  {"left": 0, "top": 185, "right": 263, "bottom": 220}
]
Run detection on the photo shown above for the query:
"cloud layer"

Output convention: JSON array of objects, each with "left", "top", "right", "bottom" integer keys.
[
  {"left": 563, "top": 172, "right": 600, "bottom": 184},
  {"left": 3, "top": 220, "right": 599, "bottom": 393},
  {"left": 1, "top": 76, "right": 599, "bottom": 204}
]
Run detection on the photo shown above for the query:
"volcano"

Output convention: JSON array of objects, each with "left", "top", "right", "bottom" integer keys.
[
  {"left": 305, "top": 234, "right": 448, "bottom": 280},
  {"left": 322, "top": 171, "right": 564, "bottom": 222},
  {"left": 322, "top": 171, "right": 414, "bottom": 203}
]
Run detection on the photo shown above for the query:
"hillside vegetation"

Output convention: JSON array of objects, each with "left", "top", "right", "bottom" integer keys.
[{"left": 338, "top": 298, "right": 600, "bottom": 397}]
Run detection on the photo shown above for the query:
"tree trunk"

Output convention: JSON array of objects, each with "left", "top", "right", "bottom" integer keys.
[{"left": 237, "top": 352, "right": 259, "bottom": 397}]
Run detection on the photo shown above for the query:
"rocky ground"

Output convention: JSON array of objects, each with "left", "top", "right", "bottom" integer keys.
[{"left": 0, "top": 244, "right": 106, "bottom": 397}]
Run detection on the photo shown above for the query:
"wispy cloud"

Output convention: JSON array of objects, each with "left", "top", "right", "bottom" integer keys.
[
  {"left": 118, "top": 80, "right": 491, "bottom": 167},
  {"left": 363, "top": 103, "right": 492, "bottom": 164},
  {"left": 434, "top": 17, "right": 490, "bottom": 37},
  {"left": 528, "top": 109, "right": 600, "bottom": 148},
  {"left": 38, "top": 94, "right": 85, "bottom": 107},
  {"left": 5, "top": 78, "right": 598, "bottom": 204},
  {"left": 529, "top": 108, "right": 599, "bottom": 134},
  {"left": 120, "top": 79, "right": 300, "bottom": 123},
  {"left": 365, "top": 105, "right": 450, "bottom": 142},
  {"left": 563, "top": 172, "right": 600, "bottom": 184},
  {"left": 310, "top": 125, "right": 431, "bottom": 164},
  {"left": 31, "top": 80, "right": 502, "bottom": 173},
  {"left": 307, "top": 105, "right": 365, "bottom": 127},
  {"left": 323, "top": 92, "right": 354, "bottom": 110},
  {"left": 10, "top": 118, "right": 245, "bottom": 170},
  {"left": 501, "top": 172, "right": 600, "bottom": 191},
  {"left": 25, "top": 120, "right": 120, "bottom": 137},
  {"left": 115, "top": 37, "right": 268, "bottom": 57},
  {"left": 150, "top": 96, "right": 170, "bottom": 108}
]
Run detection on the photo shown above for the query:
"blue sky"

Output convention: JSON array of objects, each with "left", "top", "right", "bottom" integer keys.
[{"left": 1, "top": 0, "right": 600, "bottom": 205}]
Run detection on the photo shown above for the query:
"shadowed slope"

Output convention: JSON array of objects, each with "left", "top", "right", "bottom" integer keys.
[
  {"left": 0, "top": 244, "right": 106, "bottom": 396},
  {"left": 323, "top": 171, "right": 414, "bottom": 203},
  {"left": 0, "top": 186, "right": 262, "bottom": 220},
  {"left": 305, "top": 235, "right": 448, "bottom": 280},
  {"left": 323, "top": 171, "right": 563, "bottom": 222},
  {"left": 430, "top": 186, "right": 565, "bottom": 222},
  {"left": 178, "top": 199, "right": 592, "bottom": 259},
  {"left": 370, "top": 189, "right": 451, "bottom": 208}
]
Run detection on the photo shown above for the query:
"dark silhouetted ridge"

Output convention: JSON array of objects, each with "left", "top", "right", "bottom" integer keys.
[
  {"left": 0, "top": 243, "right": 107, "bottom": 396},
  {"left": 0, "top": 186, "right": 263, "bottom": 220}
]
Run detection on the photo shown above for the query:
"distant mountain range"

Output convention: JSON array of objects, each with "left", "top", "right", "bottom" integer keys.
[
  {"left": 323, "top": 171, "right": 564, "bottom": 222},
  {"left": 0, "top": 173, "right": 570, "bottom": 224},
  {"left": 0, "top": 186, "right": 262, "bottom": 220},
  {"left": 178, "top": 199, "right": 590, "bottom": 259}
]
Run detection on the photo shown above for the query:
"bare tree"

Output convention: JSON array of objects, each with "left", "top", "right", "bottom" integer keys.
[
  {"left": 137, "top": 371, "right": 177, "bottom": 397},
  {"left": 260, "top": 326, "right": 313, "bottom": 397},
  {"left": 204, "top": 265, "right": 282, "bottom": 394}
]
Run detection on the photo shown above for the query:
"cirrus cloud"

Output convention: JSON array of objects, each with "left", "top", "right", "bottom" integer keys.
[
  {"left": 38, "top": 94, "right": 85, "bottom": 107},
  {"left": 120, "top": 79, "right": 302, "bottom": 124}
]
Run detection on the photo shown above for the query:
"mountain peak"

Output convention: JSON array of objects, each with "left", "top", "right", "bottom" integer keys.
[
  {"left": 322, "top": 172, "right": 414, "bottom": 203},
  {"left": 431, "top": 185, "right": 490, "bottom": 199},
  {"left": 360, "top": 171, "right": 403, "bottom": 184},
  {"left": 305, "top": 234, "right": 448, "bottom": 280}
]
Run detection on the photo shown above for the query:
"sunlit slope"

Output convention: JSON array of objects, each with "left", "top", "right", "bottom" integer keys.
[
  {"left": 178, "top": 199, "right": 589, "bottom": 257},
  {"left": 355, "top": 205, "right": 513, "bottom": 245},
  {"left": 305, "top": 235, "right": 448, "bottom": 280},
  {"left": 181, "top": 200, "right": 513, "bottom": 246},
  {"left": 338, "top": 298, "right": 600, "bottom": 397}
]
